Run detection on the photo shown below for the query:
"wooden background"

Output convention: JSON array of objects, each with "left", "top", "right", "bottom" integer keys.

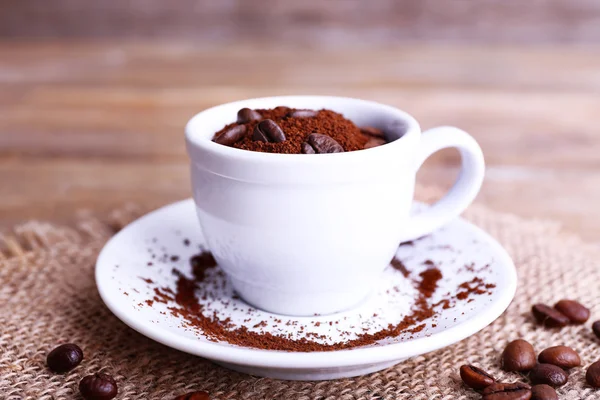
[{"left": 1, "top": 1, "right": 599, "bottom": 245}]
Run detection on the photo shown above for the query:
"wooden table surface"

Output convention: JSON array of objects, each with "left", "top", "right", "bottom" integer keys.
[{"left": 1, "top": 42, "right": 599, "bottom": 244}]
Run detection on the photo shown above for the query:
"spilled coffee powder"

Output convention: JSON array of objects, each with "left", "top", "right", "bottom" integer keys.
[{"left": 212, "top": 107, "right": 373, "bottom": 154}]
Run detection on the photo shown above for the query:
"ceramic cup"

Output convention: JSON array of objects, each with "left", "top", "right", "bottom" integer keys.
[{"left": 185, "top": 96, "right": 485, "bottom": 316}]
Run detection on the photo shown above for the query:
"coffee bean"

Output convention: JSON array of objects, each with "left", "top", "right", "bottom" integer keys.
[
  {"left": 532, "top": 304, "right": 569, "bottom": 328},
  {"left": 538, "top": 345, "right": 581, "bottom": 369},
  {"left": 502, "top": 339, "right": 536, "bottom": 372},
  {"left": 213, "top": 125, "right": 247, "bottom": 146},
  {"left": 174, "top": 391, "right": 210, "bottom": 400},
  {"left": 236, "top": 108, "right": 261, "bottom": 124},
  {"left": 531, "top": 384, "right": 558, "bottom": 400},
  {"left": 364, "top": 137, "right": 386, "bottom": 149},
  {"left": 287, "top": 109, "right": 318, "bottom": 118},
  {"left": 459, "top": 364, "right": 495, "bottom": 390},
  {"left": 593, "top": 320, "right": 600, "bottom": 339},
  {"left": 530, "top": 363, "right": 568, "bottom": 387},
  {"left": 301, "top": 133, "right": 344, "bottom": 154},
  {"left": 586, "top": 360, "right": 600, "bottom": 387},
  {"left": 360, "top": 126, "right": 385, "bottom": 138},
  {"left": 253, "top": 119, "right": 286, "bottom": 143},
  {"left": 554, "top": 299, "right": 590, "bottom": 324},
  {"left": 79, "top": 373, "right": 118, "bottom": 400},
  {"left": 482, "top": 382, "right": 531, "bottom": 400},
  {"left": 46, "top": 343, "right": 83, "bottom": 373}
]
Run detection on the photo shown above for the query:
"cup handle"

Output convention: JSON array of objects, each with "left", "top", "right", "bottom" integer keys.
[{"left": 403, "top": 126, "right": 485, "bottom": 241}]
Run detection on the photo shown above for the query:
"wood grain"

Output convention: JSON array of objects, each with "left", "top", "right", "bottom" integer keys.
[{"left": 0, "top": 42, "right": 599, "bottom": 243}]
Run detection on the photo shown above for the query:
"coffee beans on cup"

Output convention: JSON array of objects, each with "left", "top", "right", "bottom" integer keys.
[
  {"left": 530, "top": 363, "right": 568, "bottom": 387},
  {"left": 79, "top": 373, "right": 118, "bottom": 400},
  {"left": 538, "top": 345, "right": 581, "bottom": 369},
  {"left": 46, "top": 343, "right": 83, "bottom": 373},
  {"left": 301, "top": 133, "right": 344, "bottom": 154},
  {"left": 481, "top": 382, "right": 531, "bottom": 400},
  {"left": 213, "top": 125, "right": 247, "bottom": 146},
  {"left": 459, "top": 364, "right": 496, "bottom": 390},
  {"left": 237, "top": 108, "right": 262, "bottom": 124},
  {"left": 502, "top": 339, "right": 536, "bottom": 372},
  {"left": 554, "top": 299, "right": 590, "bottom": 324},
  {"left": 531, "top": 384, "right": 558, "bottom": 400},
  {"left": 531, "top": 304, "right": 569, "bottom": 328},
  {"left": 253, "top": 119, "right": 286, "bottom": 143},
  {"left": 587, "top": 361, "right": 600, "bottom": 388},
  {"left": 174, "top": 391, "right": 211, "bottom": 400}
]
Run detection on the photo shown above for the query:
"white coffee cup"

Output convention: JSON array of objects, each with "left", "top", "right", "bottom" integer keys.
[{"left": 185, "top": 96, "right": 484, "bottom": 316}]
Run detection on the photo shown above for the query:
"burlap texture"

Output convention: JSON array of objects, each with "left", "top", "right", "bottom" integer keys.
[{"left": 1, "top": 196, "right": 599, "bottom": 400}]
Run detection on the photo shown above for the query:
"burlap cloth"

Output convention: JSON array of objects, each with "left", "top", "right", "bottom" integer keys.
[{"left": 1, "top": 192, "right": 599, "bottom": 399}]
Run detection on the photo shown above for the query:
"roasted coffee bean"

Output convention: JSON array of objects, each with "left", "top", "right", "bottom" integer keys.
[
  {"left": 593, "top": 320, "right": 600, "bottom": 339},
  {"left": 538, "top": 345, "right": 581, "bottom": 369},
  {"left": 360, "top": 126, "right": 385, "bottom": 138},
  {"left": 46, "top": 343, "right": 83, "bottom": 373},
  {"left": 586, "top": 360, "right": 600, "bottom": 387},
  {"left": 236, "top": 108, "right": 261, "bottom": 124},
  {"left": 213, "top": 125, "right": 246, "bottom": 146},
  {"left": 459, "top": 364, "right": 495, "bottom": 390},
  {"left": 481, "top": 382, "right": 532, "bottom": 400},
  {"left": 530, "top": 363, "right": 568, "bottom": 387},
  {"left": 79, "top": 373, "right": 118, "bottom": 400},
  {"left": 531, "top": 384, "right": 558, "bottom": 400},
  {"left": 554, "top": 299, "right": 590, "bottom": 324},
  {"left": 174, "top": 391, "right": 210, "bottom": 400},
  {"left": 364, "top": 137, "right": 386, "bottom": 149},
  {"left": 532, "top": 304, "right": 569, "bottom": 328},
  {"left": 253, "top": 119, "right": 286, "bottom": 143},
  {"left": 502, "top": 339, "right": 536, "bottom": 372},
  {"left": 287, "top": 109, "right": 318, "bottom": 118},
  {"left": 301, "top": 133, "right": 344, "bottom": 154}
]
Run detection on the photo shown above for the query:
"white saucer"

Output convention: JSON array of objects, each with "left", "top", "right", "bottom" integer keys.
[{"left": 96, "top": 199, "right": 517, "bottom": 381}]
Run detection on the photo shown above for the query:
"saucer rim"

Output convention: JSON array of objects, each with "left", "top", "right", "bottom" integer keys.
[{"left": 96, "top": 199, "right": 517, "bottom": 369}]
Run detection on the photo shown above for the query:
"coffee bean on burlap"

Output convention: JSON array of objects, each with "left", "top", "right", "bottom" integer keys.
[
  {"left": 46, "top": 343, "right": 83, "bottom": 373},
  {"left": 174, "top": 391, "right": 210, "bottom": 400},
  {"left": 538, "top": 345, "right": 581, "bottom": 369},
  {"left": 593, "top": 321, "right": 600, "bottom": 339},
  {"left": 459, "top": 364, "right": 496, "bottom": 390},
  {"left": 481, "top": 382, "right": 531, "bottom": 400},
  {"left": 253, "top": 119, "right": 286, "bottom": 143},
  {"left": 301, "top": 133, "right": 344, "bottom": 154},
  {"left": 530, "top": 364, "right": 568, "bottom": 387},
  {"left": 236, "top": 108, "right": 262, "bottom": 124},
  {"left": 586, "top": 361, "right": 600, "bottom": 388},
  {"left": 213, "top": 125, "right": 247, "bottom": 146},
  {"left": 502, "top": 339, "right": 536, "bottom": 372},
  {"left": 531, "top": 384, "right": 558, "bottom": 400},
  {"left": 532, "top": 304, "right": 569, "bottom": 328},
  {"left": 79, "top": 373, "right": 118, "bottom": 400},
  {"left": 554, "top": 299, "right": 590, "bottom": 324}
]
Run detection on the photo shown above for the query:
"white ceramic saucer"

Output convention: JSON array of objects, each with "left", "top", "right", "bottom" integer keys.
[{"left": 96, "top": 199, "right": 516, "bottom": 381}]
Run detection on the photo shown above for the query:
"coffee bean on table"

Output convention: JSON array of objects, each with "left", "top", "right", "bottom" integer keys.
[
  {"left": 79, "top": 373, "right": 118, "bottom": 400},
  {"left": 287, "top": 109, "right": 318, "bottom": 118},
  {"left": 587, "top": 361, "right": 600, "bottom": 387},
  {"left": 502, "top": 339, "right": 536, "bottom": 372},
  {"left": 301, "top": 133, "right": 344, "bottom": 154},
  {"left": 360, "top": 126, "right": 385, "bottom": 138},
  {"left": 213, "top": 125, "right": 247, "bottom": 146},
  {"left": 236, "top": 108, "right": 261, "bottom": 124},
  {"left": 538, "top": 345, "right": 581, "bottom": 369},
  {"left": 530, "top": 384, "right": 558, "bottom": 400},
  {"left": 174, "top": 391, "right": 210, "bottom": 400},
  {"left": 554, "top": 299, "right": 590, "bottom": 324},
  {"left": 253, "top": 119, "right": 286, "bottom": 143},
  {"left": 532, "top": 304, "right": 569, "bottom": 328},
  {"left": 46, "top": 343, "right": 83, "bottom": 373},
  {"left": 481, "top": 382, "right": 531, "bottom": 400},
  {"left": 593, "top": 321, "right": 600, "bottom": 339},
  {"left": 530, "top": 363, "right": 568, "bottom": 387},
  {"left": 459, "top": 364, "right": 496, "bottom": 390}
]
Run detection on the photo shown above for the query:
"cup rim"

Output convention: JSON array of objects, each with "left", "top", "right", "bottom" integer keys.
[{"left": 185, "top": 95, "right": 421, "bottom": 163}]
